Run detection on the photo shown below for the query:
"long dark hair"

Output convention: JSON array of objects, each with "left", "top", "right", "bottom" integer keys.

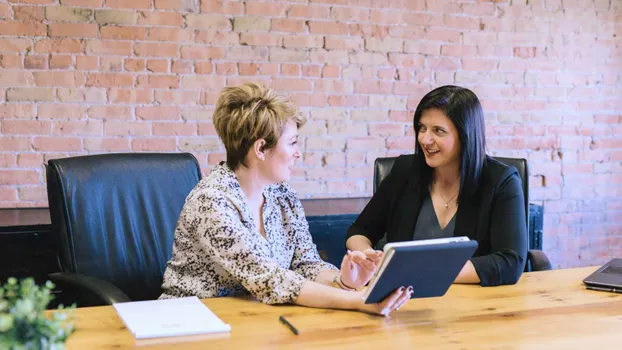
[{"left": 412, "top": 85, "right": 486, "bottom": 201}]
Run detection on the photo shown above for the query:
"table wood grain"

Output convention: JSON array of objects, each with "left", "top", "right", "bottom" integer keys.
[{"left": 59, "top": 266, "right": 622, "bottom": 349}]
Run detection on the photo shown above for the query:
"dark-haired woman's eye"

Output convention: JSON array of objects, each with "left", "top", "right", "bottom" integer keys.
[{"left": 434, "top": 128, "right": 446, "bottom": 135}]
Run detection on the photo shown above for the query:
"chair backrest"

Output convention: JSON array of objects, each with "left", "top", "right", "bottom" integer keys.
[
  {"left": 373, "top": 156, "right": 529, "bottom": 228},
  {"left": 46, "top": 153, "right": 201, "bottom": 301}
]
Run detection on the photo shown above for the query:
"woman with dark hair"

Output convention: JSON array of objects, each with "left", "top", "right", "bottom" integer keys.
[{"left": 346, "top": 85, "right": 528, "bottom": 286}]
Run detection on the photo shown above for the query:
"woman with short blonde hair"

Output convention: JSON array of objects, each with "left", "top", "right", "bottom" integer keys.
[{"left": 161, "top": 82, "right": 411, "bottom": 316}]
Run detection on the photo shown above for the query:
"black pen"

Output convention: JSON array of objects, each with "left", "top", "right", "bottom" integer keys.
[{"left": 279, "top": 315, "right": 299, "bottom": 335}]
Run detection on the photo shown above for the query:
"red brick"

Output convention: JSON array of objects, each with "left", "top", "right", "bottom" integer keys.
[
  {"left": 37, "top": 104, "right": 86, "bottom": 119},
  {"left": 194, "top": 61, "right": 214, "bottom": 74},
  {"left": 49, "top": 23, "right": 99, "bottom": 38},
  {"left": 271, "top": 18, "right": 306, "bottom": 33},
  {"left": 53, "top": 120, "right": 102, "bottom": 135},
  {"left": 302, "top": 65, "right": 322, "bottom": 77},
  {"left": 132, "top": 138, "right": 177, "bottom": 151},
  {"left": 288, "top": 4, "right": 330, "bottom": 19},
  {"left": 84, "top": 137, "right": 131, "bottom": 151},
  {"left": 308, "top": 21, "right": 348, "bottom": 35},
  {"left": 136, "top": 106, "right": 181, "bottom": 120},
  {"left": 106, "top": 0, "right": 151, "bottom": 9},
  {"left": 0, "top": 38, "right": 33, "bottom": 53},
  {"left": 0, "top": 137, "right": 32, "bottom": 151},
  {"left": 388, "top": 53, "right": 425, "bottom": 67},
  {"left": 200, "top": 0, "right": 243, "bottom": 14},
  {"left": 15, "top": 154, "right": 40, "bottom": 168},
  {"left": 155, "top": 90, "right": 198, "bottom": 105},
  {"left": 86, "top": 73, "right": 133, "bottom": 87},
  {"left": 216, "top": 62, "right": 237, "bottom": 75},
  {"left": 138, "top": 11, "right": 183, "bottom": 26},
  {"left": 33, "top": 71, "right": 84, "bottom": 87},
  {"left": 146, "top": 59, "right": 169, "bottom": 73},
  {"left": 50, "top": 55, "right": 73, "bottom": 69},
  {"left": 246, "top": 2, "right": 288, "bottom": 16},
  {"left": 76, "top": 56, "right": 99, "bottom": 70},
  {"left": 514, "top": 46, "right": 537, "bottom": 58},
  {"left": 272, "top": 78, "right": 312, "bottom": 92},
  {"left": 87, "top": 105, "right": 132, "bottom": 119},
  {"left": 108, "top": 88, "right": 153, "bottom": 104},
  {"left": 6, "top": 88, "right": 55, "bottom": 102},
  {"left": 24, "top": 56, "right": 48, "bottom": 69},
  {"left": 136, "top": 75, "right": 179, "bottom": 89},
  {"left": 0, "top": 154, "right": 16, "bottom": 168},
  {"left": 152, "top": 122, "right": 197, "bottom": 136},
  {"left": 0, "top": 170, "right": 40, "bottom": 185},
  {"left": 290, "top": 93, "right": 327, "bottom": 107},
  {"left": 61, "top": 0, "right": 103, "bottom": 5},
  {"left": 0, "top": 187, "right": 17, "bottom": 201},
  {"left": 181, "top": 46, "right": 224, "bottom": 59},
  {"left": 34, "top": 38, "right": 84, "bottom": 54},
  {"left": 281, "top": 63, "right": 300, "bottom": 76},
  {"left": 0, "top": 54, "right": 23, "bottom": 69},
  {"left": 197, "top": 123, "right": 216, "bottom": 136},
  {"left": 2, "top": 120, "right": 51, "bottom": 135},
  {"left": 427, "top": 57, "right": 460, "bottom": 71},
  {"left": 462, "top": 58, "right": 499, "bottom": 71},
  {"left": 100, "top": 57, "right": 123, "bottom": 71},
  {"left": 104, "top": 121, "right": 150, "bottom": 136},
  {"left": 238, "top": 62, "right": 258, "bottom": 76},
  {"left": 0, "top": 4, "right": 10, "bottom": 19},
  {"left": 14, "top": 5, "right": 44, "bottom": 21},
  {"left": 135, "top": 43, "right": 180, "bottom": 57},
  {"left": 330, "top": 7, "right": 369, "bottom": 22},
  {"left": 155, "top": 0, "right": 199, "bottom": 11},
  {"left": 148, "top": 27, "right": 195, "bottom": 42},
  {"left": 33, "top": 137, "right": 81, "bottom": 151},
  {"left": 172, "top": 60, "right": 193, "bottom": 74},
  {"left": 240, "top": 33, "right": 282, "bottom": 46},
  {"left": 101, "top": 26, "right": 147, "bottom": 40},
  {"left": 283, "top": 35, "right": 323, "bottom": 48},
  {"left": 195, "top": 30, "right": 239, "bottom": 45},
  {"left": 0, "top": 21, "right": 47, "bottom": 36},
  {"left": 328, "top": 95, "right": 368, "bottom": 107},
  {"left": 185, "top": 13, "right": 230, "bottom": 30},
  {"left": 124, "top": 58, "right": 145, "bottom": 71},
  {"left": 227, "top": 46, "right": 268, "bottom": 61}
]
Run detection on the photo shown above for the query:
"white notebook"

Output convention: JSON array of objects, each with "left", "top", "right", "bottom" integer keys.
[{"left": 113, "top": 296, "right": 231, "bottom": 339}]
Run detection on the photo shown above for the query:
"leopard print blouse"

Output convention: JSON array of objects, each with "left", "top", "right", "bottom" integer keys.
[{"left": 160, "top": 162, "right": 337, "bottom": 304}]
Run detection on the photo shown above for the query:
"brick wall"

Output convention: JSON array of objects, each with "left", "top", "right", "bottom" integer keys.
[{"left": 0, "top": 0, "right": 620, "bottom": 268}]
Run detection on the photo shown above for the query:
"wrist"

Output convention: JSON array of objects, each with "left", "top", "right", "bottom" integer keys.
[{"left": 333, "top": 273, "right": 356, "bottom": 291}]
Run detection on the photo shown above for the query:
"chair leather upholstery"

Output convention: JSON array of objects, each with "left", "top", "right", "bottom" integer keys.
[{"left": 46, "top": 153, "right": 201, "bottom": 303}]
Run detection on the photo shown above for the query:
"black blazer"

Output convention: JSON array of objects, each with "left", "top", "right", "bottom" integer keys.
[{"left": 346, "top": 154, "right": 528, "bottom": 286}]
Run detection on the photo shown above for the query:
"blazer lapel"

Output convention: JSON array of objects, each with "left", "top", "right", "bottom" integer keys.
[
  {"left": 454, "top": 193, "right": 478, "bottom": 240},
  {"left": 391, "top": 177, "right": 423, "bottom": 242}
]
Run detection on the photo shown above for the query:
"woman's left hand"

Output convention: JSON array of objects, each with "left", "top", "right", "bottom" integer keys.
[{"left": 340, "top": 250, "right": 383, "bottom": 290}]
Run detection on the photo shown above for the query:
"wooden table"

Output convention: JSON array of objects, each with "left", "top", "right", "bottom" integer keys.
[{"left": 60, "top": 267, "right": 622, "bottom": 349}]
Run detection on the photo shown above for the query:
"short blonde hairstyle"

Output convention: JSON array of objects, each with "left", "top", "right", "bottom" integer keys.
[{"left": 213, "top": 82, "right": 305, "bottom": 170}]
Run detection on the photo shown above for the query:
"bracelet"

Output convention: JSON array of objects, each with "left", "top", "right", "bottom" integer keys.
[{"left": 333, "top": 274, "right": 356, "bottom": 291}]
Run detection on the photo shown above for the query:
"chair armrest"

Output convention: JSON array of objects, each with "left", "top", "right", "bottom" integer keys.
[
  {"left": 48, "top": 272, "right": 131, "bottom": 307},
  {"left": 527, "top": 250, "right": 552, "bottom": 271}
]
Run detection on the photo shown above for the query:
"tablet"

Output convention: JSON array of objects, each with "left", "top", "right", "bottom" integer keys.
[{"left": 363, "top": 236, "right": 479, "bottom": 304}]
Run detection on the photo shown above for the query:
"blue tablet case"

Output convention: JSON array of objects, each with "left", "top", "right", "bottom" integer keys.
[{"left": 364, "top": 240, "right": 479, "bottom": 304}]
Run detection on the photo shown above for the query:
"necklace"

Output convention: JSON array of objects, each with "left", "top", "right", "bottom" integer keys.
[
  {"left": 433, "top": 182, "right": 459, "bottom": 209},
  {"left": 438, "top": 190, "right": 459, "bottom": 208}
]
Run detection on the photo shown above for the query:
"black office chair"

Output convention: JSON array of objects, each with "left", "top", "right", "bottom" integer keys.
[
  {"left": 374, "top": 156, "right": 552, "bottom": 272},
  {"left": 46, "top": 153, "right": 202, "bottom": 307}
]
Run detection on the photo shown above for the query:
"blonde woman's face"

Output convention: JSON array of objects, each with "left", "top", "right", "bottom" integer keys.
[{"left": 262, "top": 119, "right": 301, "bottom": 183}]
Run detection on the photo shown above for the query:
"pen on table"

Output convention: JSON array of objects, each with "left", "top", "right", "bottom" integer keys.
[{"left": 279, "top": 315, "right": 299, "bottom": 335}]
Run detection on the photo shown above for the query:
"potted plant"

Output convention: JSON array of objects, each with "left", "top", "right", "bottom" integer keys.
[{"left": 0, "top": 278, "right": 75, "bottom": 350}]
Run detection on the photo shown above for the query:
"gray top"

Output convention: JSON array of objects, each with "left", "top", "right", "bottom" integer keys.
[{"left": 412, "top": 194, "right": 456, "bottom": 241}]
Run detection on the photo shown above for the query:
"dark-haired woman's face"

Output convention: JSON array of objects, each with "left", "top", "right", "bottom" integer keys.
[{"left": 417, "top": 109, "right": 461, "bottom": 171}]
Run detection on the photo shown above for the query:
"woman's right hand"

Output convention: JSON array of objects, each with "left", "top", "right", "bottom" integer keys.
[{"left": 351, "top": 286, "right": 413, "bottom": 317}]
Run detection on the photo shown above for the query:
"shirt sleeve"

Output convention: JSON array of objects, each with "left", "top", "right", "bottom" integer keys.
[
  {"left": 470, "top": 172, "right": 528, "bottom": 286},
  {"left": 187, "top": 191, "right": 307, "bottom": 305},
  {"left": 286, "top": 193, "right": 339, "bottom": 280}
]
